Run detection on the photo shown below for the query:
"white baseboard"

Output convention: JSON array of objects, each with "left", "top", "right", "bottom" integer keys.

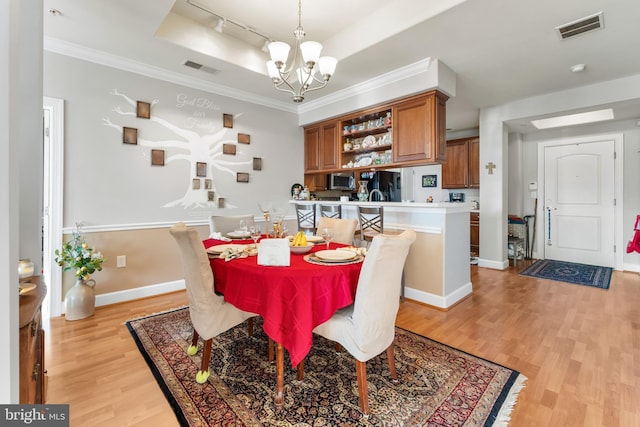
[
  {"left": 623, "top": 262, "right": 640, "bottom": 273},
  {"left": 404, "top": 282, "right": 473, "bottom": 309},
  {"left": 93, "top": 280, "right": 185, "bottom": 308},
  {"left": 478, "top": 258, "right": 509, "bottom": 270}
]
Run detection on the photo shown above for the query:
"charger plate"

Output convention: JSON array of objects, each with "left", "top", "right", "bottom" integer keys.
[
  {"left": 304, "top": 253, "right": 363, "bottom": 266},
  {"left": 207, "top": 244, "right": 248, "bottom": 254}
]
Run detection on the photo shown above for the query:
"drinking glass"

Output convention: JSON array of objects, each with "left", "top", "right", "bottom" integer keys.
[
  {"left": 321, "top": 228, "right": 334, "bottom": 250},
  {"left": 250, "top": 226, "right": 261, "bottom": 249},
  {"left": 239, "top": 219, "right": 248, "bottom": 236}
]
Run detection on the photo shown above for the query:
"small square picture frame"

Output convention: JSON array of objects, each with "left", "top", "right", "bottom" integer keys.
[
  {"left": 218, "top": 197, "right": 225, "bottom": 208},
  {"left": 223, "top": 113, "right": 233, "bottom": 128},
  {"left": 192, "top": 178, "right": 201, "bottom": 190},
  {"left": 422, "top": 174, "right": 437, "bottom": 188},
  {"left": 204, "top": 179, "right": 212, "bottom": 189},
  {"left": 123, "top": 127, "right": 138, "bottom": 145},
  {"left": 151, "top": 149, "right": 164, "bottom": 166},
  {"left": 136, "top": 101, "right": 151, "bottom": 119},
  {"left": 253, "top": 157, "right": 262, "bottom": 171},
  {"left": 223, "top": 144, "right": 236, "bottom": 155},
  {"left": 207, "top": 191, "right": 215, "bottom": 202},
  {"left": 196, "top": 162, "right": 207, "bottom": 177},
  {"left": 236, "top": 172, "right": 250, "bottom": 183},
  {"left": 238, "top": 133, "right": 250, "bottom": 144}
]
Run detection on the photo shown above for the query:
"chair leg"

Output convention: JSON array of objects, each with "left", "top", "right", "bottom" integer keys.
[
  {"left": 187, "top": 330, "right": 199, "bottom": 356},
  {"left": 196, "top": 338, "right": 212, "bottom": 384},
  {"left": 296, "top": 359, "right": 304, "bottom": 380},
  {"left": 355, "top": 359, "right": 369, "bottom": 415},
  {"left": 247, "top": 317, "right": 254, "bottom": 336},
  {"left": 386, "top": 343, "right": 398, "bottom": 381},
  {"left": 268, "top": 337, "right": 275, "bottom": 361}
]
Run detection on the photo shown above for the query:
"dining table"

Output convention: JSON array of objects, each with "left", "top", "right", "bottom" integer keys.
[{"left": 203, "top": 235, "right": 364, "bottom": 405}]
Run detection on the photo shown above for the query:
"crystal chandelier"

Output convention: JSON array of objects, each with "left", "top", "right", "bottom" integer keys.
[{"left": 266, "top": 0, "right": 337, "bottom": 103}]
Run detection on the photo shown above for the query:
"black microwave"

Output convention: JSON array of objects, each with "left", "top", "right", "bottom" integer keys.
[{"left": 328, "top": 172, "right": 355, "bottom": 190}]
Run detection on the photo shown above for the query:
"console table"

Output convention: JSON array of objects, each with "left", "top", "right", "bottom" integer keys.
[{"left": 19, "top": 276, "right": 46, "bottom": 404}]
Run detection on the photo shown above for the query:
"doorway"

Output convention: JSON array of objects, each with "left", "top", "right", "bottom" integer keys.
[
  {"left": 42, "top": 97, "right": 64, "bottom": 318},
  {"left": 538, "top": 134, "right": 623, "bottom": 268}
]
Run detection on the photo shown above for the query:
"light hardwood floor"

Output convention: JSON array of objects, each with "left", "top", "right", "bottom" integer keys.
[{"left": 44, "top": 264, "right": 640, "bottom": 426}]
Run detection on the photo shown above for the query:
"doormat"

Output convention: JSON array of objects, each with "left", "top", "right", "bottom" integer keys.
[
  {"left": 126, "top": 307, "right": 526, "bottom": 426},
  {"left": 520, "top": 259, "right": 612, "bottom": 289}
]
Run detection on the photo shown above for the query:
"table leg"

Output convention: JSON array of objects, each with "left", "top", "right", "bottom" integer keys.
[{"left": 275, "top": 342, "right": 284, "bottom": 405}]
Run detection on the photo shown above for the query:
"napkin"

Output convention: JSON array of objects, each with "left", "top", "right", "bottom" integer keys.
[
  {"left": 337, "top": 246, "right": 367, "bottom": 256},
  {"left": 209, "top": 232, "right": 232, "bottom": 242},
  {"left": 257, "top": 238, "right": 290, "bottom": 266},
  {"left": 219, "top": 247, "right": 248, "bottom": 262}
]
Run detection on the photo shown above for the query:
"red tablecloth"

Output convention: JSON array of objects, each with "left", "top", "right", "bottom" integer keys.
[{"left": 204, "top": 238, "right": 362, "bottom": 367}]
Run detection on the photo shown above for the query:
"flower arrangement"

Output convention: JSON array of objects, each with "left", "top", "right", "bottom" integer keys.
[{"left": 54, "top": 223, "right": 105, "bottom": 280}]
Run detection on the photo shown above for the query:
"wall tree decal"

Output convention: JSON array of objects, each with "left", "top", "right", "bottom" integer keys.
[{"left": 103, "top": 89, "right": 252, "bottom": 209}]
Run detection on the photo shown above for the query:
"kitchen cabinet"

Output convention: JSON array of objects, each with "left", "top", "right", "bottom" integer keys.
[
  {"left": 304, "top": 174, "right": 327, "bottom": 192},
  {"left": 303, "top": 89, "right": 448, "bottom": 178},
  {"left": 393, "top": 91, "right": 448, "bottom": 165},
  {"left": 442, "top": 137, "right": 479, "bottom": 189},
  {"left": 304, "top": 121, "right": 339, "bottom": 173},
  {"left": 470, "top": 212, "right": 480, "bottom": 257},
  {"left": 20, "top": 276, "right": 46, "bottom": 404}
]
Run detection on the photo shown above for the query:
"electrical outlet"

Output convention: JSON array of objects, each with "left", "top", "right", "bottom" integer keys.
[{"left": 117, "top": 255, "right": 126, "bottom": 268}]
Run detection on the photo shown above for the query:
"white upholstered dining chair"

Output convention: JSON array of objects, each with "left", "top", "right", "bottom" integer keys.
[
  {"left": 315, "top": 217, "right": 358, "bottom": 246},
  {"left": 209, "top": 214, "right": 255, "bottom": 235},
  {"left": 312, "top": 228, "right": 416, "bottom": 414},
  {"left": 169, "top": 222, "right": 256, "bottom": 383}
]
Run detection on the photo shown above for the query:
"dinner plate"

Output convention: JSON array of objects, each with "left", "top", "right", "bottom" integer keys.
[
  {"left": 305, "top": 254, "right": 364, "bottom": 265},
  {"left": 207, "top": 244, "right": 248, "bottom": 254},
  {"left": 19, "top": 283, "right": 37, "bottom": 296},
  {"left": 314, "top": 250, "right": 357, "bottom": 261},
  {"left": 227, "top": 231, "right": 250, "bottom": 239}
]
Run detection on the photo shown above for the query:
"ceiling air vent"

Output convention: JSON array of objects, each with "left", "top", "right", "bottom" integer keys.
[
  {"left": 183, "top": 60, "right": 220, "bottom": 75},
  {"left": 183, "top": 60, "right": 203, "bottom": 70},
  {"left": 556, "top": 12, "right": 604, "bottom": 40}
]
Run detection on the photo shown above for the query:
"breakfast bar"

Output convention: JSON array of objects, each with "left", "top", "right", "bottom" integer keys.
[{"left": 291, "top": 200, "right": 473, "bottom": 309}]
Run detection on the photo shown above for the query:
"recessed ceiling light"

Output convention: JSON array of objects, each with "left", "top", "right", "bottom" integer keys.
[
  {"left": 570, "top": 64, "right": 586, "bottom": 73},
  {"left": 531, "top": 108, "right": 614, "bottom": 129}
]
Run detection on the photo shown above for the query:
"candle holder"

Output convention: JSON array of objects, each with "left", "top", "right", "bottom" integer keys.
[{"left": 258, "top": 201, "right": 273, "bottom": 238}]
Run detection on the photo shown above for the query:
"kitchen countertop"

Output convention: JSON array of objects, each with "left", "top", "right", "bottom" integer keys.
[{"left": 291, "top": 199, "right": 474, "bottom": 210}]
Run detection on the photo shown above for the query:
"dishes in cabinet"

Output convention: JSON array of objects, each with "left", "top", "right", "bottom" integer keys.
[{"left": 362, "top": 135, "right": 376, "bottom": 148}]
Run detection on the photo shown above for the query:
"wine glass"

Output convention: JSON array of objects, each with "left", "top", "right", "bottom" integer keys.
[
  {"left": 238, "top": 219, "right": 248, "bottom": 236},
  {"left": 250, "top": 226, "right": 261, "bottom": 249},
  {"left": 321, "top": 228, "right": 334, "bottom": 250}
]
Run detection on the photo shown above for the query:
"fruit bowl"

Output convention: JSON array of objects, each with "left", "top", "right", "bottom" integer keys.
[{"left": 289, "top": 243, "right": 314, "bottom": 254}]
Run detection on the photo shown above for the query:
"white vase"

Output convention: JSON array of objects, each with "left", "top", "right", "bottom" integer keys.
[{"left": 65, "top": 278, "right": 96, "bottom": 321}]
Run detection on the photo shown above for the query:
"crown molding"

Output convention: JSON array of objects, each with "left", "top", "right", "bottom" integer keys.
[
  {"left": 44, "top": 37, "right": 436, "bottom": 119},
  {"left": 298, "top": 58, "right": 433, "bottom": 114},
  {"left": 44, "top": 37, "right": 297, "bottom": 114}
]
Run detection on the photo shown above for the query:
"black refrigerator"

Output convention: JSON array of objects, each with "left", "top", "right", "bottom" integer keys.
[{"left": 360, "top": 171, "right": 401, "bottom": 202}]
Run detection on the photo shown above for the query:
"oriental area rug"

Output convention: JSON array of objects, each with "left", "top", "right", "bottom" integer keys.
[
  {"left": 126, "top": 307, "right": 526, "bottom": 426},
  {"left": 520, "top": 259, "right": 613, "bottom": 289}
]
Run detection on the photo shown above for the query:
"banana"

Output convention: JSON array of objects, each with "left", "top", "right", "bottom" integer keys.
[
  {"left": 300, "top": 233, "right": 307, "bottom": 246},
  {"left": 292, "top": 231, "right": 302, "bottom": 246}
]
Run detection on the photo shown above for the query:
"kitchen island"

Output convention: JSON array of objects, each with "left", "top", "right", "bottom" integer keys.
[{"left": 290, "top": 200, "right": 472, "bottom": 309}]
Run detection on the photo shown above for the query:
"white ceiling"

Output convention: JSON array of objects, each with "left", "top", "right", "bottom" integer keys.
[{"left": 43, "top": 0, "right": 640, "bottom": 132}]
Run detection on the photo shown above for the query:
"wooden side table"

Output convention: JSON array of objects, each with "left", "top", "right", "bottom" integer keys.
[{"left": 19, "top": 276, "right": 47, "bottom": 404}]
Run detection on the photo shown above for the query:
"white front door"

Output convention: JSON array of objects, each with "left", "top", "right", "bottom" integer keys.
[{"left": 543, "top": 139, "right": 615, "bottom": 267}]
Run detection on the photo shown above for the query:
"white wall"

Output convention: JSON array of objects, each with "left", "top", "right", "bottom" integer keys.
[
  {"left": 44, "top": 52, "right": 303, "bottom": 228},
  {"left": 1, "top": 0, "right": 43, "bottom": 404}
]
